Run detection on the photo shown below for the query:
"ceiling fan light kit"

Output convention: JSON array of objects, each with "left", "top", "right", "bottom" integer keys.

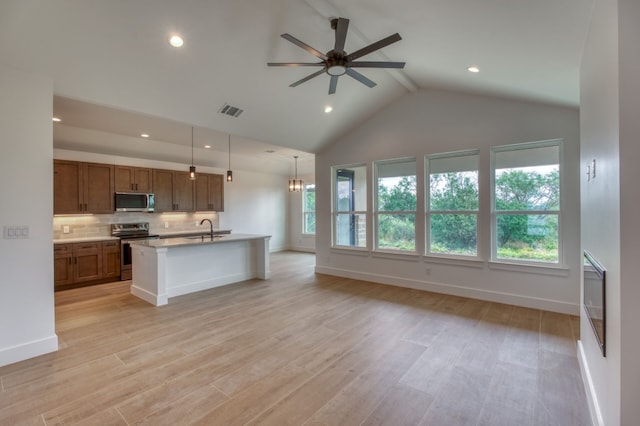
[{"left": 268, "top": 17, "right": 405, "bottom": 94}]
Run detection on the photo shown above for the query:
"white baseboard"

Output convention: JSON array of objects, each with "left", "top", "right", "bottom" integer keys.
[
  {"left": 131, "top": 285, "right": 168, "bottom": 306},
  {"left": 314, "top": 265, "right": 579, "bottom": 315},
  {"left": 288, "top": 246, "right": 316, "bottom": 253},
  {"left": 577, "top": 341, "right": 603, "bottom": 426},
  {"left": 0, "top": 334, "right": 59, "bottom": 367}
]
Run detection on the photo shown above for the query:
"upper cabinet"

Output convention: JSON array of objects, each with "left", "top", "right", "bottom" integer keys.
[
  {"left": 153, "top": 169, "right": 195, "bottom": 212},
  {"left": 195, "top": 173, "right": 225, "bottom": 212},
  {"left": 115, "top": 166, "right": 153, "bottom": 193},
  {"left": 54, "top": 160, "right": 114, "bottom": 214},
  {"left": 53, "top": 160, "right": 224, "bottom": 215}
]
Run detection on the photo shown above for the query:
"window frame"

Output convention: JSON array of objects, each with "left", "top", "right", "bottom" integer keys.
[
  {"left": 425, "top": 149, "right": 480, "bottom": 260},
  {"left": 373, "top": 157, "right": 417, "bottom": 253},
  {"left": 331, "top": 164, "right": 368, "bottom": 250},
  {"left": 302, "top": 183, "right": 316, "bottom": 235},
  {"left": 490, "top": 139, "right": 563, "bottom": 266}
]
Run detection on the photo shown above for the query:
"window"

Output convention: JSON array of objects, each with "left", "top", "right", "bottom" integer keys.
[
  {"left": 427, "top": 151, "right": 479, "bottom": 256},
  {"left": 303, "top": 183, "right": 315, "bottom": 234},
  {"left": 492, "top": 141, "right": 561, "bottom": 264},
  {"left": 333, "top": 165, "right": 367, "bottom": 248},
  {"left": 375, "top": 158, "right": 416, "bottom": 252}
]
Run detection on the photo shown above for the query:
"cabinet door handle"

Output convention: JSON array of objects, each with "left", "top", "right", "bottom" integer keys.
[
  {"left": 84, "top": 203, "right": 88, "bottom": 211},
  {"left": 79, "top": 203, "right": 82, "bottom": 211},
  {"left": 135, "top": 183, "right": 138, "bottom": 190},
  {"left": 131, "top": 183, "right": 134, "bottom": 190}
]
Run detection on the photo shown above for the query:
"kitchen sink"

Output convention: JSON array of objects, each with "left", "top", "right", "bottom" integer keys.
[{"left": 186, "top": 235, "right": 224, "bottom": 240}]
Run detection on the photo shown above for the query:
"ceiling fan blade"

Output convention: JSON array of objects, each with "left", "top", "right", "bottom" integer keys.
[
  {"left": 334, "top": 18, "right": 349, "bottom": 53},
  {"left": 347, "top": 33, "right": 402, "bottom": 61},
  {"left": 289, "top": 68, "right": 326, "bottom": 87},
  {"left": 268, "top": 62, "right": 324, "bottom": 67},
  {"left": 349, "top": 61, "right": 405, "bottom": 69},
  {"left": 345, "top": 68, "right": 377, "bottom": 88},
  {"left": 328, "top": 75, "right": 339, "bottom": 94},
  {"left": 281, "top": 33, "right": 327, "bottom": 60}
]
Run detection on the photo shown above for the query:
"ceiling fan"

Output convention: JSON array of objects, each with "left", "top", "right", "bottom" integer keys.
[{"left": 268, "top": 17, "right": 405, "bottom": 94}]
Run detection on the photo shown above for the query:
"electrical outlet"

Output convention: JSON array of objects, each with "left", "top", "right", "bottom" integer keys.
[
  {"left": 63, "top": 225, "right": 70, "bottom": 234},
  {"left": 425, "top": 268, "right": 431, "bottom": 276},
  {"left": 164, "top": 222, "right": 169, "bottom": 229}
]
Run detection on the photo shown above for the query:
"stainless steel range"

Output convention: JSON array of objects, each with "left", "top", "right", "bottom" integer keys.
[{"left": 111, "top": 222, "right": 159, "bottom": 280}]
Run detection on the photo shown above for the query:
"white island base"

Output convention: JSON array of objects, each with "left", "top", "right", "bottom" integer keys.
[{"left": 130, "top": 234, "right": 271, "bottom": 306}]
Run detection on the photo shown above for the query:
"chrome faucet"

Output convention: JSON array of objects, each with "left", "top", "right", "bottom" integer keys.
[{"left": 200, "top": 218, "right": 213, "bottom": 236}]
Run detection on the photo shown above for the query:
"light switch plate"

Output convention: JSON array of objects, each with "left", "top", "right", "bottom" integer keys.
[{"left": 3, "top": 225, "right": 29, "bottom": 239}]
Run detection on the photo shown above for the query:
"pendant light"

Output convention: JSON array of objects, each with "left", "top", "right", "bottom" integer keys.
[
  {"left": 289, "top": 155, "right": 303, "bottom": 192},
  {"left": 189, "top": 126, "right": 196, "bottom": 180},
  {"left": 226, "top": 134, "right": 233, "bottom": 182}
]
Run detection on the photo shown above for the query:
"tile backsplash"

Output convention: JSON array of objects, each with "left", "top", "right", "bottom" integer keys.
[{"left": 53, "top": 212, "right": 220, "bottom": 240}]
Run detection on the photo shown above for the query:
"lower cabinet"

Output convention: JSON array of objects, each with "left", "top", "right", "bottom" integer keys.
[
  {"left": 54, "top": 240, "right": 120, "bottom": 289},
  {"left": 102, "top": 240, "right": 121, "bottom": 279},
  {"left": 53, "top": 244, "right": 74, "bottom": 287}
]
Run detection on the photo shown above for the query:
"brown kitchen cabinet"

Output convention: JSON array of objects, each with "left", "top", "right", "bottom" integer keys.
[
  {"left": 53, "top": 244, "right": 74, "bottom": 287},
  {"left": 115, "top": 166, "right": 153, "bottom": 193},
  {"left": 73, "top": 242, "right": 103, "bottom": 283},
  {"left": 102, "top": 240, "right": 121, "bottom": 279},
  {"left": 54, "top": 160, "right": 114, "bottom": 214},
  {"left": 54, "top": 240, "right": 121, "bottom": 289},
  {"left": 195, "top": 173, "right": 225, "bottom": 212},
  {"left": 153, "top": 169, "right": 195, "bottom": 212}
]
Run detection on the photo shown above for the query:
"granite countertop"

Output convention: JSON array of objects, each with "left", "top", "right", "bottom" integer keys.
[
  {"left": 53, "top": 236, "right": 120, "bottom": 244},
  {"left": 53, "top": 229, "right": 232, "bottom": 244},
  {"left": 156, "top": 229, "right": 231, "bottom": 238},
  {"left": 130, "top": 233, "right": 270, "bottom": 249}
]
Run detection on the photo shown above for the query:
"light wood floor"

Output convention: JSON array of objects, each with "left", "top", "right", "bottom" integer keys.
[{"left": 1, "top": 251, "right": 591, "bottom": 425}]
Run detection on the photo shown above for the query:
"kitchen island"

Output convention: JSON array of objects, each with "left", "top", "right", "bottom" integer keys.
[{"left": 129, "top": 233, "right": 271, "bottom": 306}]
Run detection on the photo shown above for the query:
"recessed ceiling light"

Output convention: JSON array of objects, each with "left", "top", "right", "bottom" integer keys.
[
  {"left": 204, "top": 145, "right": 211, "bottom": 149},
  {"left": 265, "top": 150, "right": 275, "bottom": 153},
  {"left": 140, "top": 133, "right": 149, "bottom": 138},
  {"left": 52, "top": 117, "right": 61, "bottom": 122},
  {"left": 324, "top": 106, "right": 333, "bottom": 113},
  {"left": 467, "top": 66, "right": 480, "bottom": 73},
  {"left": 169, "top": 35, "right": 184, "bottom": 47}
]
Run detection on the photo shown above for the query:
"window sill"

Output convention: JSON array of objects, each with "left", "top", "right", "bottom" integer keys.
[{"left": 488, "top": 260, "right": 569, "bottom": 276}]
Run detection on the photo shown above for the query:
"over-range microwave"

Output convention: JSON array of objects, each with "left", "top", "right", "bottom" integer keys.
[{"left": 115, "top": 192, "right": 155, "bottom": 212}]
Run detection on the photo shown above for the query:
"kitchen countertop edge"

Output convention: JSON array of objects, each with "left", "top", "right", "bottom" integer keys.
[
  {"left": 131, "top": 233, "right": 270, "bottom": 249},
  {"left": 54, "top": 236, "right": 120, "bottom": 244}
]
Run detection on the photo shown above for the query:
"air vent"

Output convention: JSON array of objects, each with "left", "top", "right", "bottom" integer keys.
[{"left": 218, "top": 103, "right": 244, "bottom": 118}]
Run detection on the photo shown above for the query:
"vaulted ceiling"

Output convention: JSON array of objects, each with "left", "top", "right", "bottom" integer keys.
[{"left": 0, "top": 0, "right": 593, "bottom": 175}]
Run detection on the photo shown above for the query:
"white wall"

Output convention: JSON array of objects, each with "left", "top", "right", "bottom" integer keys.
[
  {"left": 617, "top": 2, "right": 640, "bottom": 423},
  {"left": 316, "top": 88, "right": 581, "bottom": 314},
  {"left": 0, "top": 64, "right": 58, "bottom": 366},
  {"left": 579, "top": 0, "right": 640, "bottom": 424},
  {"left": 53, "top": 150, "right": 289, "bottom": 252}
]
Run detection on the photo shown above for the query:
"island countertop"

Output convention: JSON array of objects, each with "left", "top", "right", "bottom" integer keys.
[{"left": 130, "top": 233, "right": 270, "bottom": 249}]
